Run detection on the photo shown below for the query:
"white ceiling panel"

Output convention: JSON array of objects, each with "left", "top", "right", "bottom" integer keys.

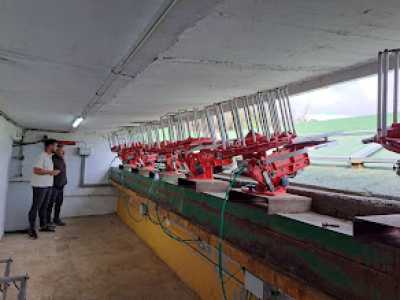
[
  {"left": 0, "top": 0, "right": 166, "bottom": 69},
  {"left": 2, "top": 0, "right": 400, "bottom": 131},
  {"left": 90, "top": 0, "right": 400, "bottom": 130},
  {"left": 0, "top": 0, "right": 166, "bottom": 130}
]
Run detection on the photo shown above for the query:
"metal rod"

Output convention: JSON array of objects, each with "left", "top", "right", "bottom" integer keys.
[
  {"left": 382, "top": 50, "right": 389, "bottom": 134},
  {"left": 179, "top": 113, "right": 184, "bottom": 140},
  {"left": 284, "top": 86, "right": 296, "bottom": 134},
  {"left": 233, "top": 99, "right": 246, "bottom": 146},
  {"left": 394, "top": 51, "right": 399, "bottom": 123},
  {"left": 249, "top": 95, "right": 261, "bottom": 133},
  {"left": 242, "top": 97, "right": 251, "bottom": 135},
  {"left": 147, "top": 126, "right": 152, "bottom": 145},
  {"left": 219, "top": 104, "right": 229, "bottom": 145},
  {"left": 262, "top": 93, "right": 273, "bottom": 136},
  {"left": 2, "top": 258, "right": 12, "bottom": 300},
  {"left": 140, "top": 127, "right": 145, "bottom": 144},
  {"left": 276, "top": 89, "right": 288, "bottom": 133},
  {"left": 254, "top": 93, "right": 265, "bottom": 134},
  {"left": 193, "top": 109, "right": 199, "bottom": 138},
  {"left": 183, "top": 113, "right": 188, "bottom": 140},
  {"left": 256, "top": 92, "right": 269, "bottom": 138},
  {"left": 176, "top": 113, "right": 182, "bottom": 141},
  {"left": 279, "top": 88, "right": 291, "bottom": 133},
  {"left": 244, "top": 96, "right": 256, "bottom": 143},
  {"left": 205, "top": 110, "right": 210, "bottom": 138},
  {"left": 260, "top": 92, "right": 271, "bottom": 138},
  {"left": 271, "top": 91, "right": 281, "bottom": 134},
  {"left": 267, "top": 92, "right": 280, "bottom": 134},
  {"left": 184, "top": 115, "right": 190, "bottom": 139},
  {"left": 205, "top": 107, "right": 216, "bottom": 145},
  {"left": 377, "top": 51, "right": 383, "bottom": 135},
  {"left": 161, "top": 122, "right": 166, "bottom": 141},
  {"left": 230, "top": 101, "right": 240, "bottom": 141},
  {"left": 168, "top": 117, "right": 173, "bottom": 142},
  {"left": 18, "top": 276, "right": 28, "bottom": 300},
  {"left": 155, "top": 124, "right": 160, "bottom": 148},
  {"left": 174, "top": 114, "right": 179, "bottom": 141},
  {"left": 199, "top": 110, "right": 206, "bottom": 138},
  {"left": 264, "top": 93, "right": 273, "bottom": 133},
  {"left": 216, "top": 104, "right": 227, "bottom": 149}
]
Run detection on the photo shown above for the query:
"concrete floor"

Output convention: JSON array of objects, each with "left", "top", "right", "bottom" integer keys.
[{"left": 0, "top": 214, "right": 198, "bottom": 300}]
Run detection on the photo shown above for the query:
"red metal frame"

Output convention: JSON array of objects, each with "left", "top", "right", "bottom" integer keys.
[
  {"left": 113, "top": 131, "right": 325, "bottom": 196},
  {"left": 374, "top": 123, "right": 400, "bottom": 153}
]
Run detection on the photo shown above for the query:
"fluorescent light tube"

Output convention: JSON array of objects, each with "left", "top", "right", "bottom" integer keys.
[{"left": 72, "top": 117, "right": 84, "bottom": 128}]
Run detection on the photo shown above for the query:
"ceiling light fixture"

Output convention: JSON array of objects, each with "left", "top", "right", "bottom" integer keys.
[{"left": 72, "top": 116, "right": 84, "bottom": 128}]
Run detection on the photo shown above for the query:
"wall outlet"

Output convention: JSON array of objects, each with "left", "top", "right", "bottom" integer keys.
[{"left": 139, "top": 203, "right": 148, "bottom": 216}]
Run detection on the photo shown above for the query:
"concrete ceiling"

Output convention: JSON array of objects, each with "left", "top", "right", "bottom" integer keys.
[
  {"left": 0, "top": 0, "right": 167, "bottom": 130},
  {"left": 1, "top": 0, "right": 400, "bottom": 131}
]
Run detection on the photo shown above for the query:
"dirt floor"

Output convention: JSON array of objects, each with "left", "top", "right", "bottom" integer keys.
[{"left": 0, "top": 214, "right": 198, "bottom": 300}]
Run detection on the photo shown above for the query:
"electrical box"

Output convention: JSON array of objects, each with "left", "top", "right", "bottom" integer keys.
[
  {"left": 78, "top": 146, "right": 92, "bottom": 156},
  {"left": 139, "top": 203, "right": 148, "bottom": 216},
  {"left": 244, "top": 270, "right": 292, "bottom": 300},
  {"left": 244, "top": 270, "right": 264, "bottom": 299}
]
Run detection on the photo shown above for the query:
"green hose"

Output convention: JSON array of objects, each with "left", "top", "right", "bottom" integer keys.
[
  {"left": 148, "top": 173, "right": 198, "bottom": 242},
  {"left": 119, "top": 167, "right": 245, "bottom": 298},
  {"left": 155, "top": 204, "right": 199, "bottom": 243}
]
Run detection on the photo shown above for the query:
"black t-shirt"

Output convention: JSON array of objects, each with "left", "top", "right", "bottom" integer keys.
[{"left": 53, "top": 155, "right": 67, "bottom": 188}]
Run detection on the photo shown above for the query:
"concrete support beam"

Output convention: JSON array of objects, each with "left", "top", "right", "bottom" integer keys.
[
  {"left": 288, "top": 56, "right": 399, "bottom": 96},
  {"left": 82, "top": 0, "right": 222, "bottom": 117}
]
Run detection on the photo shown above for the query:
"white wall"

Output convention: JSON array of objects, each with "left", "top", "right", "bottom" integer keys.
[
  {"left": 0, "top": 117, "right": 21, "bottom": 238},
  {"left": 6, "top": 130, "right": 119, "bottom": 232}
]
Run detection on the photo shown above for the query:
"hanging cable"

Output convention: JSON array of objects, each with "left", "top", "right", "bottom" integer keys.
[
  {"left": 117, "top": 169, "right": 245, "bottom": 292},
  {"left": 147, "top": 205, "right": 161, "bottom": 225},
  {"left": 155, "top": 203, "right": 200, "bottom": 243}
]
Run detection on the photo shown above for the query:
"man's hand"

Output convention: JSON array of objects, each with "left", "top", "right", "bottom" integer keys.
[
  {"left": 51, "top": 170, "right": 61, "bottom": 176},
  {"left": 33, "top": 168, "right": 60, "bottom": 176}
]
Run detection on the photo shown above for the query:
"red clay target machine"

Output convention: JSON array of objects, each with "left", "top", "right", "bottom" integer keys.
[
  {"left": 108, "top": 86, "right": 328, "bottom": 195},
  {"left": 364, "top": 49, "right": 400, "bottom": 174}
]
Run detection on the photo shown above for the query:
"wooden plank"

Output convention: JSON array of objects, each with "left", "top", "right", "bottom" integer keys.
[{"left": 229, "top": 188, "right": 312, "bottom": 214}]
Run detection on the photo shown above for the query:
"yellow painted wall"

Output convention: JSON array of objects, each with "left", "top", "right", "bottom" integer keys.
[
  {"left": 116, "top": 193, "right": 244, "bottom": 300},
  {"left": 113, "top": 182, "right": 332, "bottom": 300}
]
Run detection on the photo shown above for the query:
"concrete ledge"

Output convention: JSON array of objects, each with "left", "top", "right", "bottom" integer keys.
[{"left": 288, "top": 186, "right": 400, "bottom": 220}]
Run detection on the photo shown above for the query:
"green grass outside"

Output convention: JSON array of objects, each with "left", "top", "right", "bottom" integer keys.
[{"left": 295, "top": 114, "right": 378, "bottom": 135}]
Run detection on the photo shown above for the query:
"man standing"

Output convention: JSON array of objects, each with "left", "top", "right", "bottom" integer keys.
[
  {"left": 28, "top": 139, "right": 60, "bottom": 239},
  {"left": 47, "top": 143, "right": 67, "bottom": 226}
]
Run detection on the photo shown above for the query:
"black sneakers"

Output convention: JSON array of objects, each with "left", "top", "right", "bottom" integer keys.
[
  {"left": 28, "top": 229, "right": 38, "bottom": 239},
  {"left": 39, "top": 226, "right": 55, "bottom": 232},
  {"left": 28, "top": 224, "right": 56, "bottom": 239},
  {"left": 54, "top": 219, "right": 66, "bottom": 226}
]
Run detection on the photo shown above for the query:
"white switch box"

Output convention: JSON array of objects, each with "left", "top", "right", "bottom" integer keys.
[{"left": 78, "top": 146, "right": 92, "bottom": 156}]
